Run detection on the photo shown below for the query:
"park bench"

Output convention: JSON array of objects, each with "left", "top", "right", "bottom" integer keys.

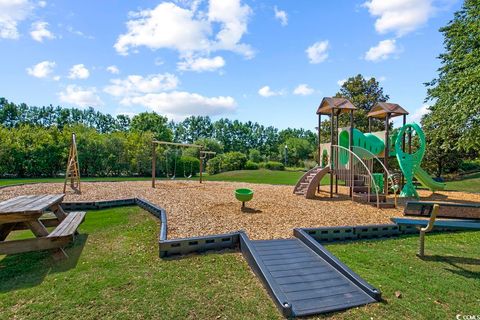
[
  {"left": 395, "top": 201, "right": 480, "bottom": 257},
  {"left": 0, "top": 195, "right": 85, "bottom": 259}
]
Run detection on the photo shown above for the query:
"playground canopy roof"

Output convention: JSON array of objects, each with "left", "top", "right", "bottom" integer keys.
[
  {"left": 368, "top": 102, "right": 409, "bottom": 119},
  {"left": 316, "top": 97, "right": 357, "bottom": 115}
]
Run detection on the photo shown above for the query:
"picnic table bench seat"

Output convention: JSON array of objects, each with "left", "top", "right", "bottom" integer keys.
[
  {"left": 0, "top": 211, "right": 85, "bottom": 256},
  {"left": 48, "top": 211, "right": 85, "bottom": 238}
]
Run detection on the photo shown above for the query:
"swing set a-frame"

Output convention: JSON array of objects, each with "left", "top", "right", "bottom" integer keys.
[
  {"left": 151, "top": 140, "right": 216, "bottom": 188},
  {"left": 63, "top": 133, "right": 81, "bottom": 194}
]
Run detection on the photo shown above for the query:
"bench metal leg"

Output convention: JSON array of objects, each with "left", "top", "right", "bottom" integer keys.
[{"left": 417, "top": 204, "right": 439, "bottom": 258}]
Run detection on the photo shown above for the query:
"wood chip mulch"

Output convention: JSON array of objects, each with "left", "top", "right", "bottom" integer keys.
[{"left": 1, "top": 181, "right": 478, "bottom": 240}]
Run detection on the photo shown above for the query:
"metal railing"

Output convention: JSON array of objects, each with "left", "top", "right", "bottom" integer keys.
[
  {"left": 352, "top": 146, "right": 398, "bottom": 207},
  {"left": 331, "top": 145, "right": 380, "bottom": 208}
]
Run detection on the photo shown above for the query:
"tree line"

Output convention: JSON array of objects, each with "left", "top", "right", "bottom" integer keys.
[{"left": 0, "top": 98, "right": 320, "bottom": 177}]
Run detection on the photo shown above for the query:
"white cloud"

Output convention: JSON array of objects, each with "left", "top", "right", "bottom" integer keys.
[
  {"left": 114, "top": 0, "right": 253, "bottom": 59},
  {"left": 274, "top": 6, "right": 288, "bottom": 26},
  {"left": 104, "top": 73, "right": 179, "bottom": 97},
  {"left": 30, "top": 21, "right": 54, "bottom": 42},
  {"left": 26, "top": 60, "right": 55, "bottom": 78},
  {"left": 123, "top": 91, "right": 236, "bottom": 120},
  {"left": 410, "top": 103, "right": 430, "bottom": 122},
  {"left": 337, "top": 79, "right": 347, "bottom": 86},
  {"left": 258, "top": 85, "right": 284, "bottom": 97},
  {"left": 0, "top": 0, "right": 35, "bottom": 39},
  {"left": 104, "top": 71, "right": 233, "bottom": 119},
  {"left": 65, "top": 25, "right": 94, "bottom": 39},
  {"left": 363, "top": 0, "right": 435, "bottom": 36},
  {"left": 177, "top": 56, "right": 225, "bottom": 72},
  {"left": 106, "top": 65, "right": 120, "bottom": 74},
  {"left": 365, "top": 39, "right": 398, "bottom": 61},
  {"left": 68, "top": 64, "right": 90, "bottom": 79},
  {"left": 306, "top": 40, "right": 329, "bottom": 64},
  {"left": 38, "top": 1, "right": 47, "bottom": 8},
  {"left": 58, "top": 85, "right": 103, "bottom": 108},
  {"left": 293, "top": 84, "right": 314, "bottom": 96}
]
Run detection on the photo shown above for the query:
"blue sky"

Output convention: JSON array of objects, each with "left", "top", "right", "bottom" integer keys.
[{"left": 0, "top": 0, "right": 460, "bottom": 130}]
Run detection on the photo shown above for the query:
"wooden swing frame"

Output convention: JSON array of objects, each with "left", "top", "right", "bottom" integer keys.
[
  {"left": 151, "top": 141, "right": 215, "bottom": 188},
  {"left": 63, "top": 133, "right": 81, "bottom": 194}
]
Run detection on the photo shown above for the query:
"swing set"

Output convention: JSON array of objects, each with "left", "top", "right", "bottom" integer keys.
[{"left": 151, "top": 141, "right": 216, "bottom": 188}]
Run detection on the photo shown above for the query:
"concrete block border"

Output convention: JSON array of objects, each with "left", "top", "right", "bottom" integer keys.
[{"left": 61, "top": 197, "right": 239, "bottom": 258}]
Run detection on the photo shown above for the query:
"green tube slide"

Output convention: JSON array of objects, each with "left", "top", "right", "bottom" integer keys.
[
  {"left": 414, "top": 166, "right": 446, "bottom": 192},
  {"left": 338, "top": 128, "right": 385, "bottom": 164}
]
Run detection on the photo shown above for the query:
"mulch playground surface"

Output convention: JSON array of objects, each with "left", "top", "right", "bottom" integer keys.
[{"left": 1, "top": 181, "right": 478, "bottom": 240}]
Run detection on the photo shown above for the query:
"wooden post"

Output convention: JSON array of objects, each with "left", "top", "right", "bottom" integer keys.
[
  {"left": 330, "top": 108, "right": 334, "bottom": 198},
  {"left": 318, "top": 114, "right": 321, "bottom": 165},
  {"left": 401, "top": 114, "right": 406, "bottom": 188},
  {"left": 199, "top": 153, "right": 203, "bottom": 184},
  {"left": 317, "top": 114, "right": 321, "bottom": 192},
  {"left": 349, "top": 110, "right": 354, "bottom": 197},
  {"left": 152, "top": 143, "right": 156, "bottom": 188},
  {"left": 384, "top": 114, "right": 390, "bottom": 196},
  {"left": 368, "top": 117, "right": 372, "bottom": 132}
]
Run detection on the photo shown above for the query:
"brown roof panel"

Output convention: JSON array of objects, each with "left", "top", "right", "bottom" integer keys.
[
  {"left": 368, "top": 102, "right": 409, "bottom": 119},
  {"left": 316, "top": 97, "right": 357, "bottom": 115}
]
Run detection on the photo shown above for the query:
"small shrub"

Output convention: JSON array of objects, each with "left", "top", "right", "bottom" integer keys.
[
  {"left": 303, "top": 160, "right": 317, "bottom": 170},
  {"left": 248, "top": 149, "right": 263, "bottom": 163},
  {"left": 245, "top": 160, "right": 259, "bottom": 170},
  {"left": 206, "top": 156, "right": 223, "bottom": 175},
  {"left": 221, "top": 152, "right": 247, "bottom": 171},
  {"left": 265, "top": 161, "right": 285, "bottom": 171},
  {"left": 459, "top": 159, "right": 480, "bottom": 173},
  {"left": 178, "top": 156, "right": 200, "bottom": 177}
]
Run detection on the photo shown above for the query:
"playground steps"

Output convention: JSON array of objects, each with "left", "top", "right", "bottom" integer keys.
[
  {"left": 293, "top": 166, "right": 328, "bottom": 196},
  {"left": 352, "top": 193, "right": 395, "bottom": 208},
  {"left": 240, "top": 232, "right": 379, "bottom": 317}
]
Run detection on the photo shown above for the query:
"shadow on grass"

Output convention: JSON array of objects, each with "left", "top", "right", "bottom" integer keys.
[
  {"left": 0, "top": 234, "right": 88, "bottom": 292},
  {"left": 420, "top": 254, "right": 480, "bottom": 279}
]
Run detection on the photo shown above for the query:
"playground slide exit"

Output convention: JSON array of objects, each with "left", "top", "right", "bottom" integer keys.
[{"left": 414, "top": 166, "right": 445, "bottom": 192}]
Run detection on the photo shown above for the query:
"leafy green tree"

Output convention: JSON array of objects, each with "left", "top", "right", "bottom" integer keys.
[
  {"left": 248, "top": 149, "right": 262, "bottom": 163},
  {"left": 424, "top": 0, "right": 480, "bottom": 156},
  {"left": 335, "top": 74, "right": 389, "bottom": 132},
  {"left": 281, "top": 137, "right": 314, "bottom": 166},
  {"left": 131, "top": 112, "right": 172, "bottom": 141}
]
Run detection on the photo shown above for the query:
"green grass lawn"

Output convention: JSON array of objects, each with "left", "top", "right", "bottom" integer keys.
[
  {"left": 1, "top": 169, "right": 478, "bottom": 193},
  {"left": 0, "top": 207, "right": 280, "bottom": 320},
  {"left": 0, "top": 169, "right": 329, "bottom": 187},
  {"left": 1, "top": 207, "right": 479, "bottom": 319},
  {"left": 445, "top": 172, "right": 480, "bottom": 193}
]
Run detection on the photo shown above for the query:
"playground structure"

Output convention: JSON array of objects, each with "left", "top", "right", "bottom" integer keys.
[
  {"left": 294, "top": 97, "right": 445, "bottom": 207},
  {"left": 151, "top": 141, "right": 216, "bottom": 188},
  {"left": 63, "top": 133, "right": 81, "bottom": 194}
]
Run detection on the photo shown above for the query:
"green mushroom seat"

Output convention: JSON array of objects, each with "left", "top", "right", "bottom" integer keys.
[{"left": 235, "top": 188, "right": 254, "bottom": 208}]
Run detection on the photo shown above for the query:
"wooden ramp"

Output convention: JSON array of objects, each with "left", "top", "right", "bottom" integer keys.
[{"left": 240, "top": 232, "right": 380, "bottom": 317}]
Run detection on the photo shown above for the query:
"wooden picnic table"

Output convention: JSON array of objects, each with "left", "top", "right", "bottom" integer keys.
[{"left": 0, "top": 194, "right": 85, "bottom": 259}]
